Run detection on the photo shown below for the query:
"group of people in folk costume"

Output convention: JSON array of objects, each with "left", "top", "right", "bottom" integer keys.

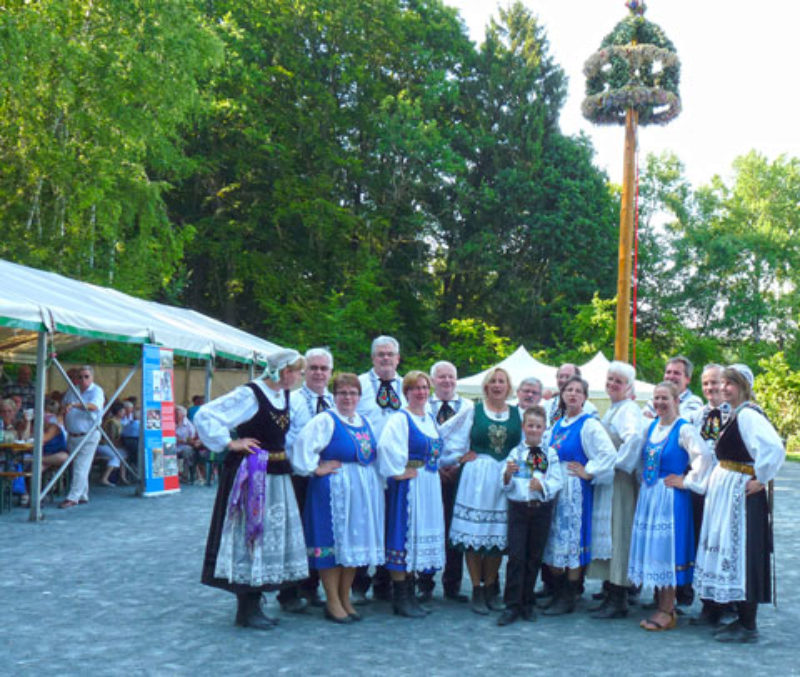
[{"left": 194, "top": 340, "right": 784, "bottom": 644}]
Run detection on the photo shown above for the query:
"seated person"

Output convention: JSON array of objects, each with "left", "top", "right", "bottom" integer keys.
[
  {"left": 121, "top": 408, "right": 141, "bottom": 462},
  {"left": 175, "top": 405, "right": 207, "bottom": 482},
  {"left": 95, "top": 401, "right": 129, "bottom": 486}
]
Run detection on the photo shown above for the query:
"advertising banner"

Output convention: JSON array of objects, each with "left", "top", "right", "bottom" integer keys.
[{"left": 141, "top": 345, "right": 180, "bottom": 496}]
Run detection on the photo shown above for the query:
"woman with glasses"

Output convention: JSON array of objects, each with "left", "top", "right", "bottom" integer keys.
[{"left": 290, "top": 373, "right": 385, "bottom": 624}]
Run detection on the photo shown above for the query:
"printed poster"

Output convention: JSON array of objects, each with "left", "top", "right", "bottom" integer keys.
[{"left": 141, "top": 345, "right": 180, "bottom": 495}]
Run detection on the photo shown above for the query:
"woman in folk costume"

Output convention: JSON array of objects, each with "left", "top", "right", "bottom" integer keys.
[
  {"left": 588, "top": 361, "right": 644, "bottom": 619},
  {"left": 541, "top": 375, "right": 616, "bottom": 616},
  {"left": 378, "top": 370, "right": 446, "bottom": 618},
  {"left": 627, "top": 381, "right": 713, "bottom": 632},
  {"left": 694, "top": 365, "right": 785, "bottom": 643},
  {"left": 449, "top": 367, "right": 522, "bottom": 615},
  {"left": 195, "top": 349, "right": 308, "bottom": 630},
  {"left": 290, "top": 373, "right": 385, "bottom": 624}
]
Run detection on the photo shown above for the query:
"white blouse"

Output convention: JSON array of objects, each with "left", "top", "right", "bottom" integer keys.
[
  {"left": 554, "top": 414, "right": 616, "bottom": 486},
  {"left": 735, "top": 406, "right": 785, "bottom": 485},
  {"left": 194, "top": 381, "right": 287, "bottom": 453},
  {"left": 377, "top": 408, "right": 439, "bottom": 478},
  {"left": 602, "top": 399, "right": 644, "bottom": 474},
  {"left": 289, "top": 409, "right": 366, "bottom": 476},
  {"left": 639, "top": 418, "right": 714, "bottom": 494}
]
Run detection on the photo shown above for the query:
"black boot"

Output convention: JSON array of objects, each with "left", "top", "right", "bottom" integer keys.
[
  {"left": 470, "top": 585, "right": 490, "bottom": 615},
  {"left": 591, "top": 583, "right": 628, "bottom": 619},
  {"left": 542, "top": 577, "right": 577, "bottom": 616},
  {"left": 486, "top": 580, "right": 505, "bottom": 612},
  {"left": 587, "top": 581, "right": 609, "bottom": 613},
  {"left": 235, "top": 592, "right": 274, "bottom": 631},
  {"left": 408, "top": 575, "right": 432, "bottom": 615},
  {"left": 540, "top": 574, "right": 563, "bottom": 611},
  {"left": 392, "top": 578, "right": 425, "bottom": 618}
]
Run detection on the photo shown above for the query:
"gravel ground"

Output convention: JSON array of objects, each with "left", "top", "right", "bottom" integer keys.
[{"left": 2, "top": 462, "right": 799, "bottom": 676}]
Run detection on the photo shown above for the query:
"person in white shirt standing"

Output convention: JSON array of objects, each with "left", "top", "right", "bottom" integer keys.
[
  {"left": 417, "top": 360, "right": 474, "bottom": 603},
  {"left": 588, "top": 361, "right": 644, "bottom": 619},
  {"left": 352, "top": 336, "right": 406, "bottom": 603},
  {"left": 281, "top": 347, "right": 335, "bottom": 612},
  {"left": 59, "top": 365, "right": 105, "bottom": 508}
]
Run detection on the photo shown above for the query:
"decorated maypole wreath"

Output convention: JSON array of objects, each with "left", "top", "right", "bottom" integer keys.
[{"left": 582, "top": 1, "right": 681, "bottom": 362}]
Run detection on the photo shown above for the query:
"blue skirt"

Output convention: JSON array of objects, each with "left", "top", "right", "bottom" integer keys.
[{"left": 628, "top": 481, "right": 694, "bottom": 588}]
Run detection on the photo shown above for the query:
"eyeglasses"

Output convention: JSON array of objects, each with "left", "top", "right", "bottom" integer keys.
[
  {"left": 79, "top": 374, "right": 92, "bottom": 380},
  {"left": 307, "top": 365, "right": 331, "bottom": 372}
]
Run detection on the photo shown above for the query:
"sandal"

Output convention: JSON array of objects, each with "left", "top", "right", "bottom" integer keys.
[
  {"left": 640, "top": 609, "right": 677, "bottom": 632},
  {"left": 58, "top": 499, "right": 78, "bottom": 509}
]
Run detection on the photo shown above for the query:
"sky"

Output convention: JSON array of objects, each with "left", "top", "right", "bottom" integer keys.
[{"left": 446, "top": 0, "right": 800, "bottom": 187}]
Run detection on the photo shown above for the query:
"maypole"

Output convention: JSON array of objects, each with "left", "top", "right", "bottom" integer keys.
[{"left": 581, "top": 0, "right": 681, "bottom": 362}]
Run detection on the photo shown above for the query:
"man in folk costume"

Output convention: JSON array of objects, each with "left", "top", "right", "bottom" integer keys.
[
  {"left": 280, "top": 347, "right": 336, "bottom": 612},
  {"left": 352, "top": 335, "right": 406, "bottom": 602},
  {"left": 587, "top": 361, "right": 644, "bottom": 619},
  {"left": 195, "top": 349, "right": 308, "bottom": 630},
  {"left": 417, "top": 360, "right": 475, "bottom": 603},
  {"left": 688, "top": 363, "right": 732, "bottom": 626}
]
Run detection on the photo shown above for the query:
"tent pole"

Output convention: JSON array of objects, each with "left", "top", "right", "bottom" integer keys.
[
  {"left": 205, "top": 359, "right": 213, "bottom": 403},
  {"left": 28, "top": 331, "right": 47, "bottom": 522}
]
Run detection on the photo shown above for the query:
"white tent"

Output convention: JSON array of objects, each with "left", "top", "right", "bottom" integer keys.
[
  {"left": 456, "top": 345, "right": 558, "bottom": 397},
  {"left": 0, "top": 258, "right": 285, "bottom": 520},
  {"left": 457, "top": 346, "right": 655, "bottom": 404},
  {"left": 577, "top": 351, "right": 655, "bottom": 402},
  {"left": 0, "top": 259, "right": 282, "bottom": 365}
]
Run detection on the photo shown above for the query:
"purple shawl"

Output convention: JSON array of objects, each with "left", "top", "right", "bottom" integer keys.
[{"left": 226, "top": 448, "right": 269, "bottom": 552}]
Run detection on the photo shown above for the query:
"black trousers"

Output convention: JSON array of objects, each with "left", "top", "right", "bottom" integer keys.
[
  {"left": 277, "top": 475, "right": 319, "bottom": 603},
  {"left": 418, "top": 468, "right": 464, "bottom": 595},
  {"left": 503, "top": 499, "right": 553, "bottom": 610}
]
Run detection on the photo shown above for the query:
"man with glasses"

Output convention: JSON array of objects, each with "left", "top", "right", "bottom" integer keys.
[
  {"left": 59, "top": 365, "right": 105, "bottom": 509},
  {"left": 282, "top": 347, "right": 335, "bottom": 612},
  {"left": 352, "top": 336, "right": 406, "bottom": 603}
]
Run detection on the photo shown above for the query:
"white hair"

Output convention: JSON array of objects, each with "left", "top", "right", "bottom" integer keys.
[
  {"left": 518, "top": 376, "right": 543, "bottom": 390},
  {"left": 430, "top": 360, "right": 457, "bottom": 378},
  {"left": 305, "top": 347, "right": 334, "bottom": 369},
  {"left": 371, "top": 336, "right": 399, "bottom": 356},
  {"left": 608, "top": 360, "right": 636, "bottom": 385}
]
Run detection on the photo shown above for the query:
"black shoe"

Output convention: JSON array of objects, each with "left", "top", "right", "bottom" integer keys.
[
  {"left": 392, "top": 579, "right": 425, "bottom": 618},
  {"left": 324, "top": 607, "right": 354, "bottom": 624},
  {"left": 301, "top": 589, "right": 326, "bottom": 608},
  {"left": 486, "top": 590, "right": 506, "bottom": 612},
  {"left": 417, "top": 589, "right": 433, "bottom": 604},
  {"left": 350, "top": 589, "right": 370, "bottom": 606},
  {"left": 689, "top": 612, "right": 722, "bottom": 628},
  {"left": 471, "top": 585, "right": 490, "bottom": 616},
  {"left": 590, "top": 584, "right": 628, "bottom": 619},
  {"left": 521, "top": 605, "right": 537, "bottom": 622},
  {"left": 235, "top": 593, "right": 274, "bottom": 631},
  {"left": 714, "top": 620, "right": 759, "bottom": 643},
  {"left": 444, "top": 590, "right": 469, "bottom": 603},
  {"left": 372, "top": 587, "right": 392, "bottom": 603},
  {"left": 348, "top": 611, "right": 363, "bottom": 622},
  {"left": 497, "top": 608, "right": 520, "bottom": 626},
  {"left": 542, "top": 578, "right": 577, "bottom": 616},
  {"left": 280, "top": 596, "right": 309, "bottom": 614}
]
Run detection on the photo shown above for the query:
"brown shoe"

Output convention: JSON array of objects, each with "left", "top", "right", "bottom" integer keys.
[{"left": 58, "top": 500, "right": 78, "bottom": 509}]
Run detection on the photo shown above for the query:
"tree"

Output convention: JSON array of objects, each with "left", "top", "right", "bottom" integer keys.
[{"left": 0, "top": 0, "right": 222, "bottom": 296}]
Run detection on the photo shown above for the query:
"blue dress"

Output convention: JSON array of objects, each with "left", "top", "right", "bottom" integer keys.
[
  {"left": 628, "top": 419, "right": 695, "bottom": 588},
  {"left": 384, "top": 411, "right": 445, "bottom": 573},
  {"left": 303, "top": 412, "right": 385, "bottom": 569},
  {"left": 543, "top": 413, "right": 594, "bottom": 568}
]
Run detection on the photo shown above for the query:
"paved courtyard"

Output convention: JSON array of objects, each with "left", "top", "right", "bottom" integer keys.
[{"left": 2, "top": 462, "right": 799, "bottom": 676}]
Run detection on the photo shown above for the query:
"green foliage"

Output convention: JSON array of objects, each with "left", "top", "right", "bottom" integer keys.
[
  {"left": 754, "top": 353, "right": 800, "bottom": 453},
  {"left": 429, "top": 319, "right": 513, "bottom": 375},
  {"left": 0, "top": 1, "right": 223, "bottom": 296}
]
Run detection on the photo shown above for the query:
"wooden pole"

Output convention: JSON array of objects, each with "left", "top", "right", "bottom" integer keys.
[{"left": 614, "top": 107, "right": 638, "bottom": 362}]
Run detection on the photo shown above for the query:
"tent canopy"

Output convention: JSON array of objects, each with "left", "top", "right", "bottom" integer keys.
[
  {"left": 0, "top": 259, "right": 283, "bottom": 365},
  {"left": 457, "top": 346, "right": 655, "bottom": 402}
]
